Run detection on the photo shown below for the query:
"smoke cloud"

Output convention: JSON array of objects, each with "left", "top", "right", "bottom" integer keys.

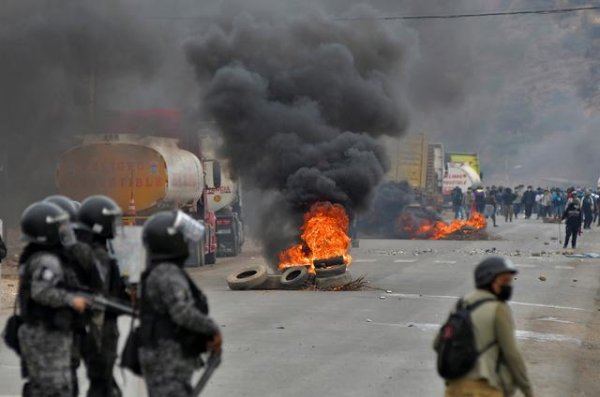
[{"left": 186, "top": 6, "right": 409, "bottom": 262}]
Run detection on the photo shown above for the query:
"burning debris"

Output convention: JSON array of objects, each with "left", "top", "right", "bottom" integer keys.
[
  {"left": 226, "top": 201, "right": 357, "bottom": 291},
  {"left": 278, "top": 202, "right": 352, "bottom": 274},
  {"left": 399, "top": 212, "right": 488, "bottom": 240}
]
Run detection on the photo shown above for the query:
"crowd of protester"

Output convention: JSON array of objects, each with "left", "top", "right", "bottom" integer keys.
[{"left": 450, "top": 185, "right": 600, "bottom": 229}]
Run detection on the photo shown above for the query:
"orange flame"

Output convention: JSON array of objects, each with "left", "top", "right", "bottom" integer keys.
[
  {"left": 278, "top": 202, "right": 352, "bottom": 273},
  {"left": 400, "top": 212, "right": 487, "bottom": 240}
]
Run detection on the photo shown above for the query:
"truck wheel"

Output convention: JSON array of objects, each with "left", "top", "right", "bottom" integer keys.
[
  {"left": 227, "top": 265, "right": 268, "bottom": 290},
  {"left": 315, "top": 264, "right": 346, "bottom": 278},
  {"left": 315, "top": 272, "right": 352, "bottom": 290},
  {"left": 280, "top": 266, "right": 309, "bottom": 289},
  {"left": 205, "top": 252, "right": 216, "bottom": 265}
]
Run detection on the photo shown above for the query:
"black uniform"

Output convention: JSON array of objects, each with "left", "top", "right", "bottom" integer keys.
[
  {"left": 522, "top": 189, "right": 536, "bottom": 219},
  {"left": 562, "top": 204, "right": 583, "bottom": 249}
]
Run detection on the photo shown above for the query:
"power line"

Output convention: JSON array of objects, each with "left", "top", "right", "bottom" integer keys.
[
  {"left": 334, "top": 5, "right": 600, "bottom": 21},
  {"left": 144, "top": 5, "right": 600, "bottom": 22}
]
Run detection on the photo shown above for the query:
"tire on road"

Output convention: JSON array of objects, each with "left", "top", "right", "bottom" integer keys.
[
  {"left": 227, "top": 265, "right": 268, "bottom": 290},
  {"left": 280, "top": 266, "right": 309, "bottom": 289},
  {"left": 257, "top": 274, "right": 283, "bottom": 290},
  {"left": 315, "top": 264, "right": 347, "bottom": 278},
  {"left": 316, "top": 272, "right": 352, "bottom": 289}
]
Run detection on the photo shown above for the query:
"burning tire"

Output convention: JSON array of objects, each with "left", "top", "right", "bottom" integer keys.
[
  {"left": 315, "top": 264, "right": 346, "bottom": 278},
  {"left": 280, "top": 266, "right": 309, "bottom": 289},
  {"left": 315, "top": 272, "right": 352, "bottom": 289},
  {"left": 227, "top": 265, "right": 268, "bottom": 290}
]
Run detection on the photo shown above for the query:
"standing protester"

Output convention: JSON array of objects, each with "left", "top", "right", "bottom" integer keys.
[
  {"left": 561, "top": 202, "right": 583, "bottom": 249},
  {"left": 139, "top": 211, "right": 222, "bottom": 397},
  {"left": 535, "top": 189, "right": 544, "bottom": 219},
  {"left": 17, "top": 202, "right": 89, "bottom": 397},
  {"left": 76, "top": 196, "right": 128, "bottom": 397},
  {"left": 484, "top": 187, "right": 498, "bottom": 227},
  {"left": 512, "top": 187, "right": 523, "bottom": 219},
  {"left": 0, "top": 232, "right": 6, "bottom": 262},
  {"left": 465, "top": 187, "right": 474, "bottom": 219},
  {"left": 451, "top": 187, "right": 465, "bottom": 220},
  {"left": 474, "top": 187, "right": 486, "bottom": 214},
  {"left": 542, "top": 190, "right": 552, "bottom": 220},
  {"left": 501, "top": 188, "right": 515, "bottom": 223},
  {"left": 595, "top": 191, "right": 600, "bottom": 227},
  {"left": 522, "top": 186, "right": 536, "bottom": 219},
  {"left": 434, "top": 257, "right": 533, "bottom": 397},
  {"left": 581, "top": 190, "right": 595, "bottom": 230}
]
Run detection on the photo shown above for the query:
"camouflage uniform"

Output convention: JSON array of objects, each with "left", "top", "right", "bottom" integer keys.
[
  {"left": 18, "top": 250, "right": 77, "bottom": 397},
  {"left": 139, "top": 262, "right": 219, "bottom": 397},
  {"left": 70, "top": 239, "right": 126, "bottom": 397},
  {"left": 84, "top": 243, "right": 126, "bottom": 397}
]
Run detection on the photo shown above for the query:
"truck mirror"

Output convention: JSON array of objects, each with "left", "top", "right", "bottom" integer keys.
[{"left": 212, "top": 160, "right": 222, "bottom": 189}]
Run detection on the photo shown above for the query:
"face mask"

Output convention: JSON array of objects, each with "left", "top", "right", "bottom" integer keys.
[{"left": 497, "top": 284, "right": 513, "bottom": 301}]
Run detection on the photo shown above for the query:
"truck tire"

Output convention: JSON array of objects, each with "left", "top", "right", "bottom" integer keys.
[
  {"left": 280, "top": 266, "right": 309, "bottom": 289},
  {"left": 205, "top": 252, "right": 216, "bottom": 265},
  {"left": 315, "top": 272, "right": 352, "bottom": 290},
  {"left": 315, "top": 264, "right": 346, "bottom": 278},
  {"left": 227, "top": 265, "right": 268, "bottom": 290}
]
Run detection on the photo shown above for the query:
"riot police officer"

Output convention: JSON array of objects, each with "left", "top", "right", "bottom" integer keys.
[
  {"left": 44, "top": 195, "right": 96, "bottom": 397},
  {"left": 17, "top": 202, "right": 88, "bottom": 396},
  {"left": 76, "top": 195, "right": 128, "bottom": 397},
  {"left": 139, "top": 211, "right": 222, "bottom": 397}
]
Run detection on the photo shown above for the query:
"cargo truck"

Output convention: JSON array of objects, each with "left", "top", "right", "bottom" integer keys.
[{"left": 56, "top": 133, "right": 222, "bottom": 266}]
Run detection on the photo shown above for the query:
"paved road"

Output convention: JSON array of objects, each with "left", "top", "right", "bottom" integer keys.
[{"left": 1, "top": 218, "right": 599, "bottom": 396}]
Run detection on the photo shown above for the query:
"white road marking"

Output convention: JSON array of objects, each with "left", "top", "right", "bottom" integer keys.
[
  {"left": 434, "top": 260, "right": 457, "bottom": 264},
  {"left": 354, "top": 259, "right": 377, "bottom": 263},
  {"left": 394, "top": 259, "right": 418, "bottom": 263},
  {"left": 536, "top": 317, "right": 575, "bottom": 325},
  {"left": 515, "top": 264, "right": 537, "bottom": 268},
  {"left": 372, "top": 322, "right": 583, "bottom": 345},
  {"left": 554, "top": 265, "right": 575, "bottom": 270},
  {"left": 388, "top": 293, "right": 589, "bottom": 312}
]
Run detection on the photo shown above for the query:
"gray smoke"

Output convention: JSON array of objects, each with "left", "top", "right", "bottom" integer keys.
[
  {"left": 0, "top": 1, "right": 160, "bottom": 222},
  {"left": 185, "top": 6, "right": 409, "bottom": 262}
]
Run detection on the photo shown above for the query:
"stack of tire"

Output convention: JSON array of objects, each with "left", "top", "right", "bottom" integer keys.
[
  {"left": 227, "top": 265, "right": 310, "bottom": 290},
  {"left": 313, "top": 257, "right": 351, "bottom": 289}
]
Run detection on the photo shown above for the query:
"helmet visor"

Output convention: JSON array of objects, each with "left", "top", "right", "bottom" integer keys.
[
  {"left": 172, "top": 211, "right": 205, "bottom": 242},
  {"left": 58, "top": 221, "right": 78, "bottom": 247}
]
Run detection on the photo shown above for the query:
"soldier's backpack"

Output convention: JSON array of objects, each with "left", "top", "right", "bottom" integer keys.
[{"left": 434, "top": 298, "right": 496, "bottom": 380}]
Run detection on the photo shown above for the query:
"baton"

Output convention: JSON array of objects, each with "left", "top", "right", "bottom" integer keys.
[{"left": 193, "top": 351, "right": 222, "bottom": 396}]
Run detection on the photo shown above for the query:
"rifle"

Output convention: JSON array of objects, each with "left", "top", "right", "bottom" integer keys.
[
  {"left": 192, "top": 351, "right": 222, "bottom": 396},
  {"left": 76, "top": 291, "right": 137, "bottom": 317}
]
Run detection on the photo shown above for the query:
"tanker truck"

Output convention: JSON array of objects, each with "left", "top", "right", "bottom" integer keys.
[{"left": 56, "top": 133, "right": 222, "bottom": 266}]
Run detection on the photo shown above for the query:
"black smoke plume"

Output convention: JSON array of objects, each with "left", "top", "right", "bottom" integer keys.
[{"left": 186, "top": 7, "right": 409, "bottom": 263}]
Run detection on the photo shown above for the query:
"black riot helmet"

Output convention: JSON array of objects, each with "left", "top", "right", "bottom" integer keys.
[
  {"left": 78, "top": 195, "right": 122, "bottom": 239},
  {"left": 474, "top": 256, "right": 518, "bottom": 288},
  {"left": 44, "top": 195, "right": 78, "bottom": 222},
  {"left": 142, "top": 211, "right": 205, "bottom": 261},
  {"left": 21, "top": 202, "right": 69, "bottom": 246}
]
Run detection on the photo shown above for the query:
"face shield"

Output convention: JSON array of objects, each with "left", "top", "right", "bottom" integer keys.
[
  {"left": 102, "top": 207, "right": 123, "bottom": 238},
  {"left": 44, "top": 212, "right": 75, "bottom": 247},
  {"left": 169, "top": 211, "right": 205, "bottom": 243}
]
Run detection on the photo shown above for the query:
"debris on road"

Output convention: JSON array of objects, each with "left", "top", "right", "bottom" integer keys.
[{"left": 538, "top": 275, "right": 547, "bottom": 282}]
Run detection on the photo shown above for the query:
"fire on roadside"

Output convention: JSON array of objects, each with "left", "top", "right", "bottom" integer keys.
[
  {"left": 278, "top": 202, "right": 352, "bottom": 274},
  {"left": 399, "top": 212, "right": 487, "bottom": 240}
]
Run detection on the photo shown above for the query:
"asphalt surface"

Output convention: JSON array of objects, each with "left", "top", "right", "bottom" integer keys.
[{"left": 1, "top": 217, "right": 599, "bottom": 396}]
